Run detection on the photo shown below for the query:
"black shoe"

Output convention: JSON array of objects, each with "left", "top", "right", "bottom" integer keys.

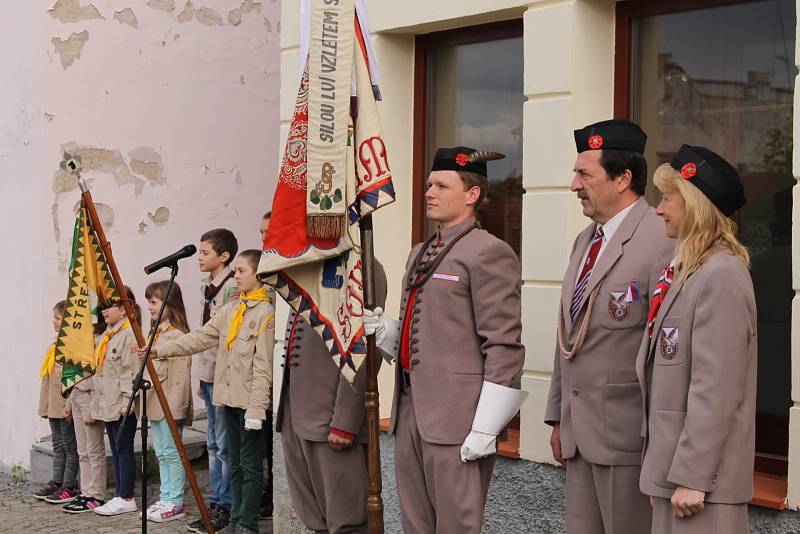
[
  {"left": 32, "top": 481, "right": 60, "bottom": 500},
  {"left": 192, "top": 507, "right": 231, "bottom": 534},
  {"left": 258, "top": 504, "right": 273, "bottom": 520}
]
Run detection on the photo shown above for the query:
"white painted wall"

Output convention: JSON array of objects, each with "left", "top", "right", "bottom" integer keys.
[
  {"left": 0, "top": 0, "right": 46, "bottom": 470},
  {"left": 1, "top": 0, "right": 281, "bottom": 469}
]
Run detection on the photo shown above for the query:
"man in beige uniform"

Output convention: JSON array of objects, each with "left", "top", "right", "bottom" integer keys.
[
  {"left": 276, "top": 260, "right": 387, "bottom": 534},
  {"left": 367, "top": 147, "right": 527, "bottom": 533},
  {"left": 544, "top": 119, "right": 674, "bottom": 533}
]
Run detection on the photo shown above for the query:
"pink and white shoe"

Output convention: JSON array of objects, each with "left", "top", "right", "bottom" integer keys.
[{"left": 148, "top": 502, "right": 186, "bottom": 523}]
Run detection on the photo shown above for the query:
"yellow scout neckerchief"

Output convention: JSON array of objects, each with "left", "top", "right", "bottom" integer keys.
[
  {"left": 39, "top": 343, "right": 56, "bottom": 380},
  {"left": 149, "top": 322, "right": 174, "bottom": 345},
  {"left": 95, "top": 319, "right": 131, "bottom": 371},
  {"left": 225, "top": 287, "right": 271, "bottom": 350}
]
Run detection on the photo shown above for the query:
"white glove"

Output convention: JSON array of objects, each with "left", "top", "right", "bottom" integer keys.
[
  {"left": 460, "top": 381, "right": 529, "bottom": 463},
  {"left": 460, "top": 430, "right": 498, "bottom": 462},
  {"left": 363, "top": 307, "right": 387, "bottom": 345},
  {"left": 363, "top": 308, "right": 401, "bottom": 361},
  {"left": 244, "top": 418, "right": 263, "bottom": 431}
]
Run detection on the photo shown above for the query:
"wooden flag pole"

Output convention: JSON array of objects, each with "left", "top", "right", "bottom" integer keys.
[
  {"left": 66, "top": 158, "right": 215, "bottom": 534},
  {"left": 360, "top": 214, "right": 385, "bottom": 534}
]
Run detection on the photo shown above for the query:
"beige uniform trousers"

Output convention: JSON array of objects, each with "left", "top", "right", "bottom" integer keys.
[
  {"left": 281, "top": 398, "right": 368, "bottom": 534},
  {"left": 651, "top": 497, "right": 748, "bottom": 534},
  {"left": 69, "top": 388, "right": 107, "bottom": 500},
  {"left": 566, "top": 451, "right": 651, "bottom": 534},
  {"left": 395, "top": 388, "right": 495, "bottom": 534}
]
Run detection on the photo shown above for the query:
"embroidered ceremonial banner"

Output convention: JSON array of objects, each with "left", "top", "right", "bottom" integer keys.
[
  {"left": 306, "top": 0, "right": 354, "bottom": 239},
  {"left": 55, "top": 198, "right": 120, "bottom": 393},
  {"left": 258, "top": 12, "right": 395, "bottom": 385}
]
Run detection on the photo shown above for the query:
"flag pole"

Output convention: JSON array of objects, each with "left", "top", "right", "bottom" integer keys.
[
  {"left": 360, "top": 214, "right": 384, "bottom": 534},
  {"left": 64, "top": 156, "right": 216, "bottom": 534},
  {"left": 351, "top": 92, "right": 385, "bottom": 531}
]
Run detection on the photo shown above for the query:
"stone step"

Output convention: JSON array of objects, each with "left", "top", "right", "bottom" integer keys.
[{"left": 30, "top": 412, "right": 209, "bottom": 485}]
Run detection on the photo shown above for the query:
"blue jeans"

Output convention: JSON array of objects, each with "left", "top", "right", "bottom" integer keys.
[
  {"left": 151, "top": 420, "right": 185, "bottom": 506},
  {"left": 105, "top": 417, "right": 136, "bottom": 499},
  {"left": 201, "top": 380, "right": 231, "bottom": 510}
]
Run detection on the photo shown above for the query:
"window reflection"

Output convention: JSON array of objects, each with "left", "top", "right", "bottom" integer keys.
[
  {"left": 632, "top": 0, "right": 797, "bottom": 463},
  {"left": 424, "top": 37, "right": 524, "bottom": 256}
]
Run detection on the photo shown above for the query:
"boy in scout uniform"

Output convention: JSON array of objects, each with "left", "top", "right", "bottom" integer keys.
[
  {"left": 276, "top": 260, "right": 387, "bottom": 534},
  {"left": 193, "top": 228, "right": 239, "bottom": 531},
  {"left": 366, "top": 147, "right": 527, "bottom": 533},
  {"left": 148, "top": 249, "right": 274, "bottom": 534},
  {"left": 544, "top": 119, "right": 674, "bottom": 533},
  {"left": 638, "top": 146, "right": 755, "bottom": 534}
]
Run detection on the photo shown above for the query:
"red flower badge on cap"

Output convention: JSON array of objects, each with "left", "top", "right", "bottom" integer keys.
[
  {"left": 588, "top": 135, "right": 603, "bottom": 150},
  {"left": 455, "top": 153, "right": 469, "bottom": 167},
  {"left": 681, "top": 162, "right": 697, "bottom": 180}
]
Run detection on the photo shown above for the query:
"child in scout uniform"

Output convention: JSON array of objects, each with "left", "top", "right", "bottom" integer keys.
[
  {"left": 33, "top": 300, "right": 80, "bottom": 505},
  {"left": 91, "top": 287, "right": 141, "bottom": 517},
  {"left": 61, "top": 317, "right": 109, "bottom": 514},
  {"left": 191, "top": 227, "right": 239, "bottom": 533},
  {"left": 142, "top": 280, "right": 193, "bottom": 523},
  {"left": 146, "top": 250, "right": 274, "bottom": 534},
  {"left": 638, "top": 146, "right": 755, "bottom": 534}
]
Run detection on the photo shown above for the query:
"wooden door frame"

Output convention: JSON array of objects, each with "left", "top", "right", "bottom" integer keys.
[{"left": 412, "top": 19, "right": 523, "bottom": 244}]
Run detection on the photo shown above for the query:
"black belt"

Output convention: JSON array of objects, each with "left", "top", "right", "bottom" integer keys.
[{"left": 401, "top": 370, "right": 412, "bottom": 389}]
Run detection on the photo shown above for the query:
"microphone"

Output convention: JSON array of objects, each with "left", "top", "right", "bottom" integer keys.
[{"left": 144, "top": 244, "right": 197, "bottom": 274}]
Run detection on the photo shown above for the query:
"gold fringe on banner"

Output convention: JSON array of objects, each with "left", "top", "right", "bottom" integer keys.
[{"left": 307, "top": 213, "right": 347, "bottom": 239}]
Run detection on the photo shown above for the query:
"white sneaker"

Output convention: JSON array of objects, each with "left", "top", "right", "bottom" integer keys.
[
  {"left": 141, "top": 500, "right": 166, "bottom": 519},
  {"left": 145, "top": 501, "right": 170, "bottom": 521},
  {"left": 94, "top": 496, "right": 138, "bottom": 516}
]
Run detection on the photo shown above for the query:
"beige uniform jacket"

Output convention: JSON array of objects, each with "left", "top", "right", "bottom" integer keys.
[
  {"left": 90, "top": 326, "right": 139, "bottom": 422},
  {"left": 387, "top": 217, "right": 525, "bottom": 445},
  {"left": 159, "top": 295, "right": 274, "bottom": 421},
  {"left": 145, "top": 324, "right": 194, "bottom": 423},
  {"left": 637, "top": 251, "right": 757, "bottom": 503},
  {"left": 275, "top": 260, "right": 388, "bottom": 443},
  {"left": 544, "top": 198, "right": 675, "bottom": 466},
  {"left": 39, "top": 362, "right": 67, "bottom": 419},
  {"left": 65, "top": 375, "right": 94, "bottom": 412},
  {"left": 197, "top": 268, "right": 239, "bottom": 383}
]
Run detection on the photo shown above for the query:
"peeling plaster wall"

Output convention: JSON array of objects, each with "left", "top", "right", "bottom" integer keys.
[{"left": 1, "top": 0, "right": 281, "bottom": 469}]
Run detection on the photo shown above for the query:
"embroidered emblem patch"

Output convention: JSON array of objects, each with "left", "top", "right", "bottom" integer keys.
[
  {"left": 432, "top": 272, "right": 460, "bottom": 283},
  {"left": 660, "top": 327, "right": 679, "bottom": 360},
  {"left": 588, "top": 135, "right": 604, "bottom": 150},
  {"left": 248, "top": 320, "right": 256, "bottom": 329},
  {"left": 681, "top": 162, "right": 697, "bottom": 180},
  {"left": 607, "top": 291, "right": 630, "bottom": 321}
]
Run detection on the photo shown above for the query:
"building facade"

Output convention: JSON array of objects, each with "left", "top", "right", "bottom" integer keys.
[{"left": 277, "top": 0, "right": 800, "bottom": 507}]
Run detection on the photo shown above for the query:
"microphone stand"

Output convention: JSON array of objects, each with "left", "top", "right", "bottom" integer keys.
[{"left": 117, "top": 263, "right": 179, "bottom": 534}]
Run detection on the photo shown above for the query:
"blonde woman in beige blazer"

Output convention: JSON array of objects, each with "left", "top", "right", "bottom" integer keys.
[{"left": 637, "top": 145, "right": 756, "bottom": 534}]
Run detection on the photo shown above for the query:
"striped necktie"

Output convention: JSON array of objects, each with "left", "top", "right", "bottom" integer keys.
[
  {"left": 647, "top": 264, "right": 675, "bottom": 337},
  {"left": 570, "top": 227, "right": 604, "bottom": 322}
]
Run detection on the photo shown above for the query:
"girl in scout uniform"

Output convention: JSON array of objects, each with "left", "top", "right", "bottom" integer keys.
[
  {"left": 91, "top": 287, "right": 142, "bottom": 517},
  {"left": 33, "top": 300, "right": 80, "bottom": 505},
  {"left": 638, "top": 145, "right": 755, "bottom": 534},
  {"left": 146, "top": 250, "right": 274, "bottom": 534},
  {"left": 142, "top": 280, "right": 193, "bottom": 523},
  {"left": 62, "top": 316, "right": 110, "bottom": 514}
]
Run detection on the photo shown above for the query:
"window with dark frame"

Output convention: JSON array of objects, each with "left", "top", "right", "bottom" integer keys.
[
  {"left": 617, "top": 0, "right": 797, "bottom": 476},
  {"left": 413, "top": 21, "right": 524, "bottom": 256}
]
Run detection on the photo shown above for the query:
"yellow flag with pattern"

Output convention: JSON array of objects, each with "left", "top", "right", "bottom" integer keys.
[{"left": 55, "top": 198, "right": 120, "bottom": 393}]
